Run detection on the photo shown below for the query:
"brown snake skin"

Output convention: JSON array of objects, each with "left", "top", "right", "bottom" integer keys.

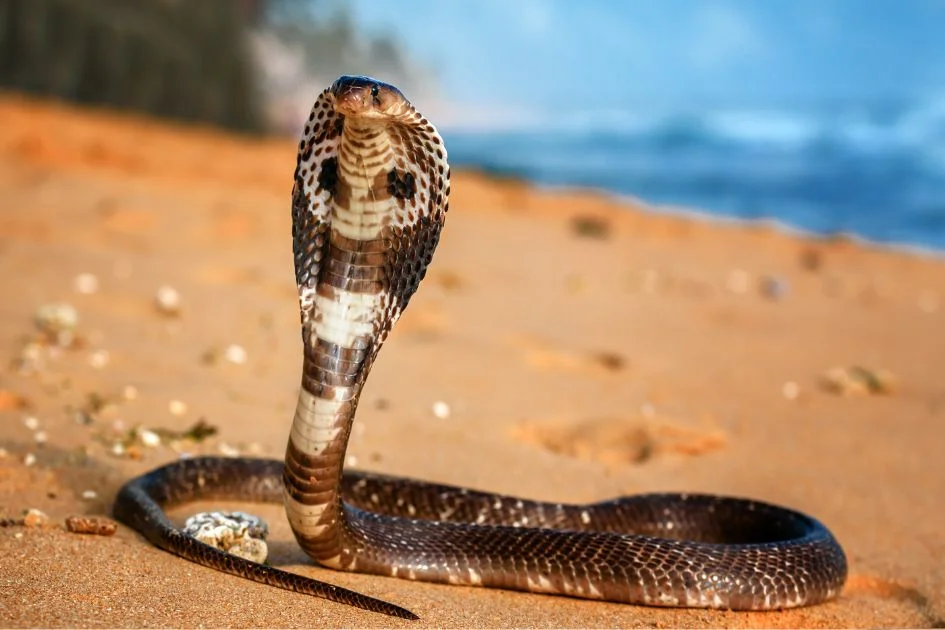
[{"left": 113, "top": 76, "right": 848, "bottom": 620}]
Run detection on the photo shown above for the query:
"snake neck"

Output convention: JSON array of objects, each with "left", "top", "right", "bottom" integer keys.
[{"left": 283, "top": 119, "right": 400, "bottom": 570}]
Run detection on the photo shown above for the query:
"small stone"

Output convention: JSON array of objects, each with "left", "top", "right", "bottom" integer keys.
[
  {"left": 88, "top": 349, "right": 110, "bottom": 369},
  {"left": 0, "top": 448, "right": 8, "bottom": 458},
  {"left": 0, "top": 390, "right": 28, "bottom": 411},
  {"left": 223, "top": 344, "right": 248, "bottom": 365},
  {"left": 760, "top": 275, "right": 789, "bottom": 301},
  {"left": 219, "top": 443, "right": 240, "bottom": 457},
  {"left": 168, "top": 399, "right": 187, "bottom": 416},
  {"left": 34, "top": 431, "right": 48, "bottom": 444},
  {"left": 73, "top": 273, "right": 99, "bottom": 295},
  {"left": 23, "top": 508, "right": 48, "bottom": 528},
  {"left": 13, "top": 532, "right": 23, "bottom": 539},
  {"left": 65, "top": 515, "right": 117, "bottom": 536},
  {"left": 122, "top": 385, "right": 138, "bottom": 401},
  {"left": 138, "top": 429, "right": 161, "bottom": 448},
  {"left": 155, "top": 285, "right": 182, "bottom": 316},
  {"left": 799, "top": 248, "right": 822, "bottom": 271},
  {"left": 23, "top": 416, "right": 40, "bottom": 431},
  {"left": 111, "top": 442, "right": 125, "bottom": 457},
  {"left": 346, "top": 455, "right": 358, "bottom": 467},
  {"left": 640, "top": 403, "right": 656, "bottom": 419},
  {"left": 81, "top": 490, "right": 98, "bottom": 500},
  {"left": 35, "top": 303, "right": 79, "bottom": 336},
  {"left": 200, "top": 348, "right": 219, "bottom": 365},
  {"left": 431, "top": 401, "right": 451, "bottom": 419},
  {"left": 782, "top": 381, "right": 800, "bottom": 400},
  {"left": 183, "top": 511, "right": 269, "bottom": 563},
  {"left": 23, "top": 453, "right": 36, "bottom": 467},
  {"left": 821, "top": 366, "right": 898, "bottom": 396},
  {"left": 570, "top": 215, "right": 612, "bottom": 239}
]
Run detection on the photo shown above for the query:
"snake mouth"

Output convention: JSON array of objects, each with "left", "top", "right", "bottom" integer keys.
[{"left": 331, "top": 75, "right": 407, "bottom": 119}]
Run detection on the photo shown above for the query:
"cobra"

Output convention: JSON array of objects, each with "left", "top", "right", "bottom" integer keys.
[{"left": 113, "top": 76, "right": 848, "bottom": 620}]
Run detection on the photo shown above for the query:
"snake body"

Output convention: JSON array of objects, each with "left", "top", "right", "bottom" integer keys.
[{"left": 113, "top": 76, "right": 848, "bottom": 619}]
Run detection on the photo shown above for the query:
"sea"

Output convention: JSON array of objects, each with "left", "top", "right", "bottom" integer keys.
[{"left": 443, "top": 98, "right": 945, "bottom": 254}]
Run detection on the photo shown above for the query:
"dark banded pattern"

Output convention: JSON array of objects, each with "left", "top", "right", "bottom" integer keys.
[{"left": 114, "top": 76, "right": 847, "bottom": 620}]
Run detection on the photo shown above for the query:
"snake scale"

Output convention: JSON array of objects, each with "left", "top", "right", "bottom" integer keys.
[{"left": 113, "top": 76, "right": 848, "bottom": 620}]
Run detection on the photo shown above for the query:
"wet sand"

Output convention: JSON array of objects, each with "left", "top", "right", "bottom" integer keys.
[{"left": 1, "top": 94, "right": 944, "bottom": 628}]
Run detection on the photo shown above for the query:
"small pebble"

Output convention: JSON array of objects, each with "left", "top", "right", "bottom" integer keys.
[
  {"left": 760, "top": 275, "right": 789, "bottom": 301},
  {"left": 168, "top": 399, "right": 187, "bottom": 416},
  {"left": 81, "top": 490, "right": 98, "bottom": 500},
  {"left": 65, "top": 515, "right": 117, "bottom": 536},
  {"left": 23, "top": 416, "right": 40, "bottom": 431},
  {"left": 822, "top": 366, "right": 898, "bottom": 396},
  {"left": 122, "top": 385, "right": 138, "bottom": 401},
  {"left": 138, "top": 429, "right": 161, "bottom": 448},
  {"left": 219, "top": 443, "right": 240, "bottom": 457},
  {"left": 782, "top": 381, "right": 800, "bottom": 400},
  {"left": 34, "top": 431, "right": 48, "bottom": 444},
  {"left": 35, "top": 303, "right": 79, "bottom": 336},
  {"left": 73, "top": 273, "right": 99, "bottom": 295},
  {"left": 14, "top": 532, "right": 23, "bottom": 539},
  {"left": 0, "top": 447, "right": 8, "bottom": 458},
  {"left": 799, "top": 248, "right": 823, "bottom": 271},
  {"left": 183, "top": 511, "right": 269, "bottom": 563},
  {"left": 431, "top": 401, "right": 451, "bottom": 419},
  {"left": 23, "top": 453, "right": 36, "bottom": 467},
  {"left": 223, "top": 344, "right": 248, "bottom": 365},
  {"left": 155, "top": 285, "right": 182, "bottom": 316},
  {"left": 24, "top": 508, "right": 48, "bottom": 527},
  {"left": 346, "top": 455, "right": 359, "bottom": 467},
  {"left": 111, "top": 442, "right": 125, "bottom": 457},
  {"left": 88, "top": 349, "right": 110, "bottom": 369},
  {"left": 640, "top": 403, "right": 656, "bottom": 419}
]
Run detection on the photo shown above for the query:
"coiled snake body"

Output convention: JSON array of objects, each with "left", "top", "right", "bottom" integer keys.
[{"left": 113, "top": 76, "right": 847, "bottom": 620}]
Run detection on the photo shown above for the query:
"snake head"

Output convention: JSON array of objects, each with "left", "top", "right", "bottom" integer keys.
[{"left": 330, "top": 75, "right": 411, "bottom": 120}]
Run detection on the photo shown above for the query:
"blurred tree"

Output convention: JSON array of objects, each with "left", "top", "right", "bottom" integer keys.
[
  {"left": 0, "top": 0, "right": 265, "bottom": 133},
  {"left": 0, "top": 0, "right": 435, "bottom": 134},
  {"left": 258, "top": 0, "right": 432, "bottom": 97}
]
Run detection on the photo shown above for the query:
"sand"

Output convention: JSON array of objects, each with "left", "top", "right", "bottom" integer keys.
[{"left": 0, "top": 94, "right": 943, "bottom": 628}]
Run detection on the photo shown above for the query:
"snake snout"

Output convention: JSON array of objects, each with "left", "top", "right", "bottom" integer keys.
[{"left": 330, "top": 75, "right": 407, "bottom": 119}]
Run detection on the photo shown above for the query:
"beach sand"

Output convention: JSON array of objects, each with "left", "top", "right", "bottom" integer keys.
[{"left": 1, "top": 94, "right": 943, "bottom": 628}]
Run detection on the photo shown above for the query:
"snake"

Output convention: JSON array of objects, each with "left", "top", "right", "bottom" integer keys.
[{"left": 113, "top": 76, "right": 848, "bottom": 620}]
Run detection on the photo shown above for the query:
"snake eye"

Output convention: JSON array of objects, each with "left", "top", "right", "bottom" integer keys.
[{"left": 370, "top": 84, "right": 381, "bottom": 104}]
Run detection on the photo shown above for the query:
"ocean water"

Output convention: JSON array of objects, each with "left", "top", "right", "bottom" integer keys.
[{"left": 444, "top": 99, "right": 945, "bottom": 253}]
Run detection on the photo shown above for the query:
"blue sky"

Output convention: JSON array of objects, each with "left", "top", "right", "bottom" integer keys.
[{"left": 346, "top": 0, "right": 945, "bottom": 114}]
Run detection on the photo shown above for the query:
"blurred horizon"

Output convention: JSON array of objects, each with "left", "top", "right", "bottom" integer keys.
[
  {"left": 338, "top": 0, "right": 945, "bottom": 252},
  {"left": 1, "top": 0, "right": 943, "bottom": 251},
  {"left": 346, "top": 0, "right": 945, "bottom": 120}
]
